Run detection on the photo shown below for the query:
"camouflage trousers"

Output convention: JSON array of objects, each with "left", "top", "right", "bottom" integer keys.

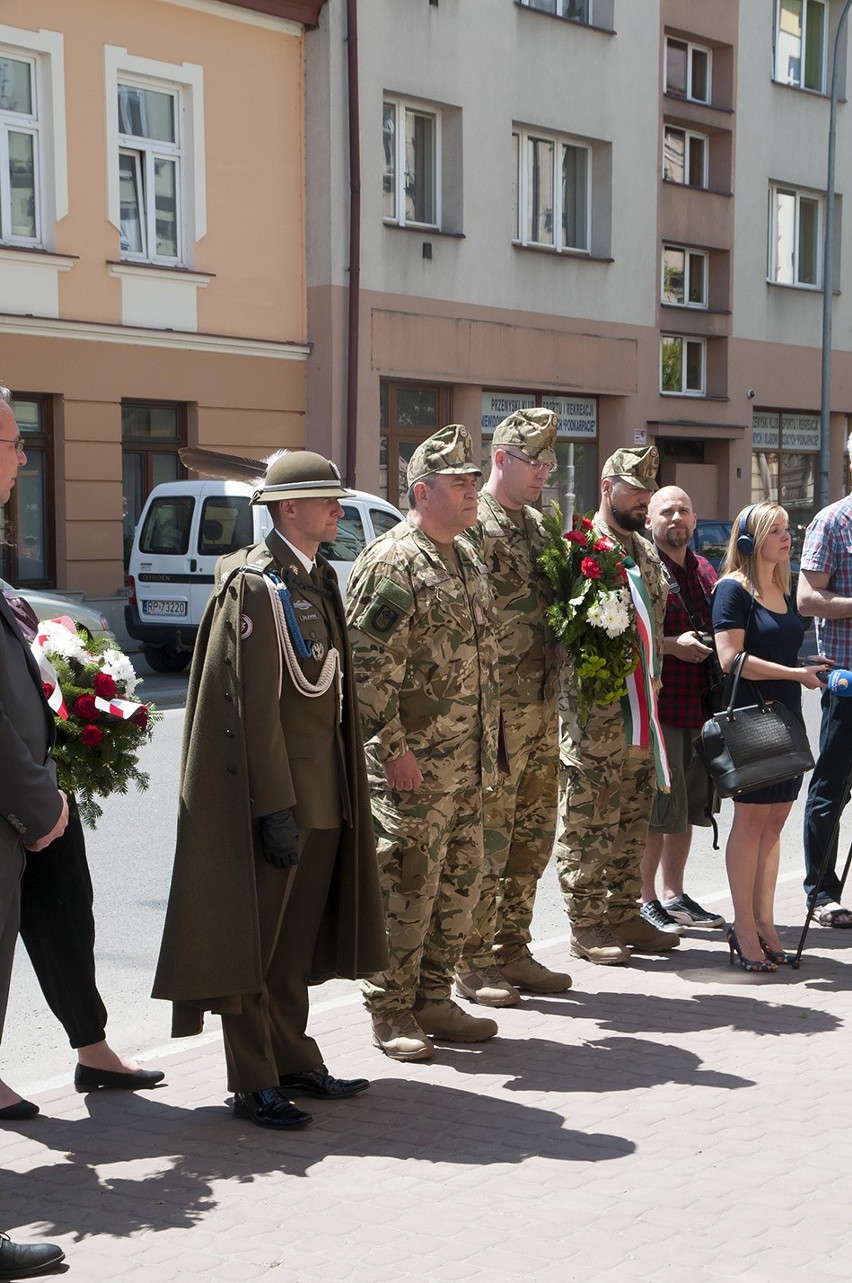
[
  {"left": 362, "top": 779, "right": 484, "bottom": 1015},
  {"left": 555, "top": 702, "right": 656, "bottom": 928},
  {"left": 460, "top": 699, "right": 558, "bottom": 969}
]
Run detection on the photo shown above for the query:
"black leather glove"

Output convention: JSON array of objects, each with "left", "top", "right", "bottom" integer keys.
[{"left": 259, "top": 809, "right": 300, "bottom": 868}]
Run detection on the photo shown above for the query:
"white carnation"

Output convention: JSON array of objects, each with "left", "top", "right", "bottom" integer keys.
[
  {"left": 588, "top": 589, "right": 631, "bottom": 639},
  {"left": 100, "top": 648, "right": 139, "bottom": 697},
  {"left": 40, "top": 619, "right": 88, "bottom": 661}
]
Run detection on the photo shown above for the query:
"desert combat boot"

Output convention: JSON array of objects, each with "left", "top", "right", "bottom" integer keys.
[
  {"left": 414, "top": 997, "right": 498, "bottom": 1042},
  {"left": 371, "top": 1013, "right": 434, "bottom": 1062},
  {"left": 500, "top": 949, "right": 572, "bottom": 993},
  {"left": 454, "top": 965, "right": 521, "bottom": 1007},
  {"left": 611, "top": 914, "right": 681, "bottom": 954},
  {"left": 570, "top": 923, "right": 630, "bottom": 966}
]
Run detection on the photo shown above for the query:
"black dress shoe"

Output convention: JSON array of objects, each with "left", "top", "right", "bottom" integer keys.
[
  {"left": 0, "top": 1099, "right": 39, "bottom": 1121},
  {"left": 232, "top": 1088, "right": 312, "bottom": 1129},
  {"left": 0, "top": 1233, "right": 65, "bottom": 1279},
  {"left": 74, "top": 1064, "right": 165, "bottom": 1092},
  {"left": 279, "top": 1064, "right": 370, "bottom": 1099}
]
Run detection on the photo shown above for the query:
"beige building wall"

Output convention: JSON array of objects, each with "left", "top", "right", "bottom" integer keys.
[{"left": 0, "top": 0, "right": 315, "bottom": 602}]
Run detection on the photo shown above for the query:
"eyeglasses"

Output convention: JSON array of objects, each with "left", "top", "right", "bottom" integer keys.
[
  {"left": 503, "top": 449, "right": 556, "bottom": 478},
  {"left": 0, "top": 436, "right": 25, "bottom": 454}
]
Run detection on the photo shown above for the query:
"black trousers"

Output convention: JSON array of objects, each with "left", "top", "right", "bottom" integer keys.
[{"left": 19, "top": 808, "right": 108, "bottom": 1049}]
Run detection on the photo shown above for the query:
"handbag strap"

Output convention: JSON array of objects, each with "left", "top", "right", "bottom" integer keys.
[{"left": 724, "top": 650, "right": 768, "bottom": 718}]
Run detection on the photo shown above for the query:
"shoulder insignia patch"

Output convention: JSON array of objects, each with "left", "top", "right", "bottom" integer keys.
[{"left": 359, "top": 576, "right": 414, "bottom": 641}]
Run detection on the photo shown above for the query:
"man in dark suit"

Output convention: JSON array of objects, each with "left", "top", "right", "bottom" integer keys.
[
  {"left": 0, "top": 387, "right": 67, "bottom": 1274},
  {"left": 154, "top": 451, "right": 387, "bottom": 1130}
]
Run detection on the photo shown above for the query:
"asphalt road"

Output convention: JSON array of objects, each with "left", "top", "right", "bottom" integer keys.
[{"left": 4, "top": 685, "right": 847, "bottom": 1097}]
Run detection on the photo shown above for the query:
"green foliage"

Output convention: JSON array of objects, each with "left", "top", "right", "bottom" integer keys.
[{"left": 539, "top": 503, "right": 639, "bottom": 723}]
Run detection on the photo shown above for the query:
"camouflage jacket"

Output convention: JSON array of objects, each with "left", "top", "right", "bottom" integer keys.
[
  {"left": 464, "top": 491, "right": 556, "bottom": 705},
  {"left": 346, "top": 518, "right": 500, "bottom": 789}
]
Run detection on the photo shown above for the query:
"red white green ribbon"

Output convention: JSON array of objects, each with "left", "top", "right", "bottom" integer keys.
[
  {"left": 30, "top": 616, "right": 145, "bottom": 725},
  {"left": 621, "top": 560, "right": 670, "bottom": 790}
]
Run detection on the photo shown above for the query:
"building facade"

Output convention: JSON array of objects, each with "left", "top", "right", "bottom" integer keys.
[
  {"left": 306, "top": 0, "right": 852, "bottom": 535},
  {"left": 0, "top": 0, "right": 325, "bottom": 612}
]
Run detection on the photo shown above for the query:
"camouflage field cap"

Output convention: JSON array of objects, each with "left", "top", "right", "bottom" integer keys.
[
  {"left": 493, "top": 408, "right": 557, "bottom": 467},
  {"left": 251, "top": 450, "right": 354, "bottom": 505},
  {"left": 407, "top": 424, "right": 482, "bottom": 487},
  {"left": 601, "top": 444, "right": 660, "bottom": 493}
]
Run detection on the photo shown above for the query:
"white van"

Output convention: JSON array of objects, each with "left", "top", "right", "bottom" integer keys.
[{"left": 125, "top": 479, "right": 402, "bottom": 672}]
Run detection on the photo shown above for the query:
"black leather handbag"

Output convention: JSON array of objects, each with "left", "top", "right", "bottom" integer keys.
[{"left": 692, "top": 652, "right": 814, "bottom": 799}]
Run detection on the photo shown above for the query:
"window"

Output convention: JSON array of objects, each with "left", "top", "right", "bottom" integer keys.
[
  {"left": 775, "top": 0, "right": 827, "bottom": 92},
  {"left": 768, "top": 184, "right": 822, "bottom": 287},
  {"left": 519, "top": 0, "right": 593, "bottom": 18},
  {"left": 513, "top": 127, "right": 590, "bottom": 252},
  {"left": 663, "top": 126, "right": 708, "bottom": 187},
  {"left": 0, "top": 393, "right": 54, "bottom": 586},
  {"left": 0, "top": 50, "right": 40, "bottom": 244},
  {"left": 121, "top": 401, "right": 186, "bottom": 561},
  {"left": 118, "top": 81, "right": 181, "bottom": 262},
  {"left": 661, "top": 245, "right": 708, "bottom": 307},
  {"left": 661, "top": 336, "right": 705, "bottom": 395},
  {"left": 383, "top": 98, "right": 439, "bottom": 228},
  {"left": 380, "top": 380, "right": 453, "bottom": 505},
  {"left": 665, "top": 37, "right": 712, "bottom": 104}
]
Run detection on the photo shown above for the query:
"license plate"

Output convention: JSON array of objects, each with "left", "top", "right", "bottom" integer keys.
[{"left": 142, "top": 599, "right": 187, "bottom": 617}]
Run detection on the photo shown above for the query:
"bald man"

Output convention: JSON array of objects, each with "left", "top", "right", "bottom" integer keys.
[{"left": 639, "top": 486, "right": 725, "bottom": 934}]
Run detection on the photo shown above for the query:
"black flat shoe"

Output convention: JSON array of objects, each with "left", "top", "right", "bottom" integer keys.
[
  {"left": 232, "top": 1088, "right": 312, "bottom": 1129},
  {"left": 0, "top": 1233, "right": 64, "bottom": 1279},
  {"left": 279, "top": 1064, "right": 370, "bottom": 1099},
  {"left": 0, "top": 1099, "right": 39, "bottom": 1121},
  {"left": 74, "top": 1064, "right": 165, "bottom": 1092}
]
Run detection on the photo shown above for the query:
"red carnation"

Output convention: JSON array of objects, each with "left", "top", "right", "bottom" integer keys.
[
  {"left": 580, "top": 557, "right": 602, "bottom": 579},
  {"left": 81, "top": 724, "right": 104, "bottom": 747},
  {"left": 616, "top": 565, "right": 628, "bottom": 586},
  {"left": 564, "top": 530, "right": 587, "bottom": 545},
  {"left": 581, "top": 517, "right": 593, "bottom": 530},
  {"left": 131, "top": 705, "right": 149, "bottom": 731},
  {"left": 73, "top": 694, "right": 99, "bottom": 722},
  {"left": 94, "top": 671, "right": 117, "bottom": 700},
  {"left": 594, "top": 536, "right": 614, "bottom": 551}
]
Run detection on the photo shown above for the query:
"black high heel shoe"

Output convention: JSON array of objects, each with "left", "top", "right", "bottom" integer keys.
[
  {"left": 758, "top": 935, "right": 794, "bottom": 966},
  {"left": 726, "top": 926, "right": 777, "bottom": 973}
]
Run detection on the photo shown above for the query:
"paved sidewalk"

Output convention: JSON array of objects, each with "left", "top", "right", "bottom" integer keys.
[{"left": 4, "top": 878, "right": 852, "bottom": 1282}]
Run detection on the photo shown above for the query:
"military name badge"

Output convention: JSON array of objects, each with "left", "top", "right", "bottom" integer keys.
[{"left": 240, "top": 613, "right": 254, "bottom": 639}]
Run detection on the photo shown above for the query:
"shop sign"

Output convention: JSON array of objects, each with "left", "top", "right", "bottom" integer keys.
[
  {"left": 782, "top": 414, "right": 820, "bottom": 451},
  {"left": 752, "top": 412, "right": 779, "bottom": 450},
  {"left": 481, "top": 393, "right": 597, "bottom": 439}
]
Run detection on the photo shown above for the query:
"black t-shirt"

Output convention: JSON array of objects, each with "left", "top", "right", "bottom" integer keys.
[{"left": 712, "top": 577, "right": 803, "bottom": 715}]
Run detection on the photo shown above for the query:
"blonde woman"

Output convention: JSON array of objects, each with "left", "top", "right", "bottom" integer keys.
[{"left": 712, "top": 502, "right": 828, "bottom": 973}]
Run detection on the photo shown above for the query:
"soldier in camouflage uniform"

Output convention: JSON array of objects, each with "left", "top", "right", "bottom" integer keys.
[
  {"left": 346, "top": 425, "right": 501, "bottom": 1061},
  {"left": 556, "top": 446, "right": 678, "bottom": 965},
  {"left": 455, "top": 409, "right": 571, "bottom": 1008}
]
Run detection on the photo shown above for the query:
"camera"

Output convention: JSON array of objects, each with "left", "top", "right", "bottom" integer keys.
[{"left": 697, "top": 632, "right": 715, "bottom": 649}]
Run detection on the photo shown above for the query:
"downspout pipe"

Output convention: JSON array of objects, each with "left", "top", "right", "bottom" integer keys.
[{"left": 345, "top": 0, "right": 360, "bottom": 487}]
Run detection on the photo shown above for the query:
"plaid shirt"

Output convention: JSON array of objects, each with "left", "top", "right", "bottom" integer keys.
[
  {"left": 657, "top": 546, "right": 717, "bottom": 728},
  {"left": 800, "top": 495, "right": 852, "bottom": 667}
]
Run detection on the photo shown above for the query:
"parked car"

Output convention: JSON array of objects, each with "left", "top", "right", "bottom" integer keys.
[
  {"left": 0, "top": 576, "right": 115, "bottom": 642},
  {"left": 125, "top": 479, "right": 403, "bottom": 673}
]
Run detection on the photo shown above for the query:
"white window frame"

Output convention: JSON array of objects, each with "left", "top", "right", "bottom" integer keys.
[
  {"left": 774, "top": 0, "right": 827, "bottom": 93},
  {"left": 664, "top": 36, "right": 712, "bottom": 104},
  {"left": 0, "top": 27, "right": 66, "bottom": 251},
  {"left": 383, "top": 96, "right": 441, "bottom": 230},
  {"left": 104, "top": 48, "right": 205, "bottom": 269},
  {"left": 512, "top": 125, "right": 591, "bottom": 254},
  {"left": 661, "top": 244, "right": 708, "bottom": 309},
  {"left": 518, "top": 0, "right": 594, "bottom": 21},
  {"left": 663, "top": 126, "right": 709, "bottom": 189},
  {"left": 660, "top": 335, "right": 706, "bottom": 396},
  {"left": 768, "top": 183, "right": 823, "bottom": 288},
  {"left": 117, "top": 79, "right": 183, "bottom": 264}
]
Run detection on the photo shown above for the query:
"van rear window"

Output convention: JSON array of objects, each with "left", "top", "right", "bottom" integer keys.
[
  {"left": 139, "top": 497, "right": 195, "bottom": 556},
  {"left": 198, "top": 497, "right": 254, "bottom": 556},
  {"left": 319, "top": 505, "right": 365, "bottom": 563}
]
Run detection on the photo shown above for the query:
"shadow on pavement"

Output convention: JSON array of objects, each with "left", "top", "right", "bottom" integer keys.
[{"left": 0, "top": 1079, "right": 634, "bottom": 1239}]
